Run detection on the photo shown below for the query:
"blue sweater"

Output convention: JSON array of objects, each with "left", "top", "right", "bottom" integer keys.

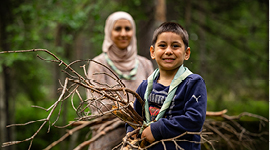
[{"left": 126, "top": 74, "right": 207, "bottom": 150}]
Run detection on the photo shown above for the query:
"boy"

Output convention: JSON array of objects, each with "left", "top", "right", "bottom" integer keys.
[{"left": 125, "top": 22, "right": 207, "bottom": 150}]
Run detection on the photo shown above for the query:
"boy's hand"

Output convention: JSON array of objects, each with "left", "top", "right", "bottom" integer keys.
[
  {"left": 123, "top": 132, "right": 138, "bottom": 150},
  {"left": 141, "top": 125, "right": 155, "bottom": 143}
]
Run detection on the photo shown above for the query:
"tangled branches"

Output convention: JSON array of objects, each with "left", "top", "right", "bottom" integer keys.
[
  {"left": 0, "top": 49, "right": 268, "bottom": 150},
  {"left": 1, "top": 49, "right": 145, "bottom": 149},
  {"left": 204, "top": 110, "right": 268, "bottom": 150}
]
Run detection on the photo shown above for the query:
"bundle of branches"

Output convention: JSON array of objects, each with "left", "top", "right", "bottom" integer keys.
[
  {"left": 204, "top": 110, "right": 268, "bottom": 150},
  {"left": 0, "top": 49, "right": 268, "bottom": 150},
  {"left": 1, "top": 49, "right": 144, "bottom": 149}
]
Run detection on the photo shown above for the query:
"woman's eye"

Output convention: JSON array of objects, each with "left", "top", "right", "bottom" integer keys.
[
  {"left": 125, "top": 27, "right": 131, "bottom": 31},
  {"left": 114, "top": 27, "right": 122, "bottom": 31}
]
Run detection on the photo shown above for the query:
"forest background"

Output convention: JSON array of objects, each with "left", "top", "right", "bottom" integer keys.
[{"left": 0, "top": 0, "right": 268, "bottom": 150}]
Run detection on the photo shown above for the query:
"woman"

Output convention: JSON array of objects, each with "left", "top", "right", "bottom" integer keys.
[{"left": 87, "top": 11, "right": 154, "bottom": 150}]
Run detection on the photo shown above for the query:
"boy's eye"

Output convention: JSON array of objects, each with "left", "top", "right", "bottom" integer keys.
[
  {"left": 172, "top": 45, "right": 180, "bottom": 48},
  {"left": 158, "top": 44, "right": 166, "bottom": 48}
]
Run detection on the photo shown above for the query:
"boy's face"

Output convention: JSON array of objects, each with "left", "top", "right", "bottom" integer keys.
[{"left": 150, "top": 32, "right": 190, "bottom": 72}]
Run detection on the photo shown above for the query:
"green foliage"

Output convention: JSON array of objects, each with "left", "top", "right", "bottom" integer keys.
[
  {"left": 15, "top": 92, "right": 79, "bottom": 149},
  {"left": 180, "top": 0, "right": 268, "bottom": 102},
  {"left": 207, "top": 96, "right": 269, "bottom": 119},
  {"left": 1, "top": 0, "right": 268, "bottom": 149}
]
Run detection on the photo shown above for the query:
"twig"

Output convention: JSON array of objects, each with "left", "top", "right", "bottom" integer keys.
[
  {"left": 44, "top": 121, "right": 93, "bottom": 150},
  {"left": 1, "top": 49, "right": 268, "bottom": 150},
  {"left": 73, "top": 119, "right": 124, "bottom": 150}
]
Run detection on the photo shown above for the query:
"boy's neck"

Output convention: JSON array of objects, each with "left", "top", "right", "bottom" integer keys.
[{"left": 157, "top": 69, "right": 179, "bottom": 86}]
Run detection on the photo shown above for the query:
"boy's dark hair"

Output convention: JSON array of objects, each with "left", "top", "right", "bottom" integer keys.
[{"left": 151, "top": 22, "right": 189, "bottom": 49}]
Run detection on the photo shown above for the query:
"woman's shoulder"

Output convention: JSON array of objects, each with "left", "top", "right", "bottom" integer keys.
[
  {"left": 137, "top": 55, "right": 154, "bottom": 71},
  {"left": 137, "top": 55, "right": 151, "bottom": 62},
  {"left": 92, "top": 53, "right": 106, "bottom": 63},
  {"left": 88, "top": 53, "right": 108, "bottom": 72},
  {"left": 88, "top": 53, "right": 108, "bottom": 66}
]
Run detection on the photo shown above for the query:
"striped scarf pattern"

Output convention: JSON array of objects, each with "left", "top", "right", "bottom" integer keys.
[{"left": 104, "top": 53, "right": 138, "bottom": 80}]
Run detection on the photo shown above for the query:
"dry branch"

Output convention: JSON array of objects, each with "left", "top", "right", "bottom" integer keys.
[
  {"left": 1, "top": 49, "right": 144, "bottom": 149},
  {"left": 203, "top": 110, "right": 268, "bottom": 150},
  {"left": 44, "top": 114, "right": 115, "bottom": 150},
  {"left": 1, "top": 49, "right": 268, "bottom": 150}
]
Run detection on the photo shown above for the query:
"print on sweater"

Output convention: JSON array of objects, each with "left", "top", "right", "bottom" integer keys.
[
  {"left": 192, "top": 95, "right": 201, "bottom": 103},
  {"left": 149, "top": 106, "right": 160, "bottom": 121}
]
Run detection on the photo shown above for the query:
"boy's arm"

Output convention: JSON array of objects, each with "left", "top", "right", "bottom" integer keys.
[{"left": 150, "top": 75, "right": 207, "bottom": 141}]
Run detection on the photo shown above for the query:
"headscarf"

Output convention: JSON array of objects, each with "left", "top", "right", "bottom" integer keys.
[{"left": 102, "top": 11, "right": 137, "bottom": 71}]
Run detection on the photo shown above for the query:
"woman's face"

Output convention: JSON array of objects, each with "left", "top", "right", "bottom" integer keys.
[{"left": 111, "top": 19, "right": 133, "bottom": 50}]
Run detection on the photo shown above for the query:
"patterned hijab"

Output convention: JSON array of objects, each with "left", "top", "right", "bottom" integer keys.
[{"left": 102, "top": 11, "right": 137, "bottom": 71}]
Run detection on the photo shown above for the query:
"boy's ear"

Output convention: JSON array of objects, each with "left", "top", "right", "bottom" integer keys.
[
  {"left": 184, "top": 47, "right": 191, "bottom": 60},
  {"left": 150, "top": 46, "right": 155, "bottom": 60}
]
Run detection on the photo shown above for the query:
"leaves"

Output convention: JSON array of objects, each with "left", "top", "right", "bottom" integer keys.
[{"left": 0, "top": 0, "right": 268, "bottom": 149}]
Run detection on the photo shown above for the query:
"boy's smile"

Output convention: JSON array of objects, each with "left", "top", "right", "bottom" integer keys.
[{"left": 150, "top": 32, "right": 190, "bottom": 73}]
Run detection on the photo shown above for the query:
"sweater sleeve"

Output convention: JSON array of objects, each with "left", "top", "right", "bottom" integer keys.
[
  {"left": 86, "top": 55, "right": 103, "bottom": 99},
  {"left": 144, "top": 59, "right": 154, "bottom": 77},
  {"left": 150, "top": 75, "right": 207, "bottom": 141},
  {"left": 86, "top": 54, "right": 113, "bottom": 114},
  {"left": 137, "top": 56, "right": 154, "bottom": 77}
]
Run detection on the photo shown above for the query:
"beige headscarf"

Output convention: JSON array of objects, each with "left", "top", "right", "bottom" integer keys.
[{"left": 102, "top": 11, "right": 137, "bottom": 71}]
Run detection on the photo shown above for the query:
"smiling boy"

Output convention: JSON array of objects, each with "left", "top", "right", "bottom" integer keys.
[{"left": 125, "top": 22, "right": 207, "bottom": 150}]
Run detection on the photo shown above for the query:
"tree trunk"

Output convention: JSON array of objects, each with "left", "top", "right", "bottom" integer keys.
[
  {"left": 60, "top": 41, "right": 73, "bottom": 150},
  {"left": 185, "top": 0, "right": 192, "bottom": 31},
  {"left": 198, "top": 2, "right": 207, "bottom": 76},
  {"left": 0, "top": 1, "right": 16, "bottom": 149},
  {"left": 137, "top": 0, "right": 166, "bottom": 69},
  {"left": 155, "top": 0, "right": 166, "bottom": 24},
  {"left": 0, "top": 69, "right": 7, "bottom": 149},
  {"left": 54, "top": 24, "right": 63, "bottom": 100},
  {"left": 3, "top": 66, "right": 16, "bottom": 150}
]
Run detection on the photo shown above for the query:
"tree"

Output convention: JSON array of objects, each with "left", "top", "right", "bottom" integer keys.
[
  {"left": 0, "top": 1, "right": 25, "bottom": 149},
  {"left": 0, "top": 0, "right": 268, "bottom": 149}
]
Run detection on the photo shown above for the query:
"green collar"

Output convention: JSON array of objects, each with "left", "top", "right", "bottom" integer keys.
[
  {"left": 104, "top": 53, "right": 138, "bottom": 80},
  {"left": 144, "top": 65, "right": 193, "bottom": 123}
]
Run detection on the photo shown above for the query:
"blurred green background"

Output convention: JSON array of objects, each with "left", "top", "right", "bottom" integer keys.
[{"left": 0, "top": 0, "right": 268, "bottom": 150}]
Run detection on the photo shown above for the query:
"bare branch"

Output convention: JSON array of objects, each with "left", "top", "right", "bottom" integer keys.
[{"left": 1, "top": 49, "right": 268, "bottom": 150}]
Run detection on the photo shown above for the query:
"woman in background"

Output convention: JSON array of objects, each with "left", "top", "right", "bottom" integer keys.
[{"left": 87, "top": 11, "right": 154, "bottom": 150}]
